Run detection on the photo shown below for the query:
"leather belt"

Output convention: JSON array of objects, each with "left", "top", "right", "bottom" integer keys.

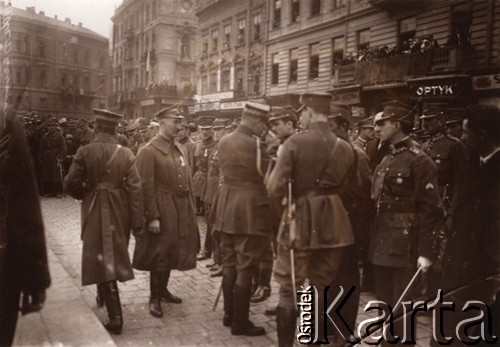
[{"left": 378, "top": 200, "right": 414, "bottom": 213}]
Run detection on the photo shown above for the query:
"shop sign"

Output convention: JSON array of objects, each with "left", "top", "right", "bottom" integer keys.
[
  {"left": 331, "top": 90, "right": 360, "bottom": 104},
  {"left": 199, "top": 91, "right": 233, "bottom": 103},
  {"left": 415, "top": 85, "right": 455, "bottom": 96},
  {"left": 220, "top": 101, "right": 246, "bottom": 110},
  {"left": 472, "top": 74, "right": 500, "bottom": 91},
  {"left": 140, "top": 99, "right": 155, "bottom": 106},
  {"left": 194, "top": 102, "right": 220, "bottom": 112}
]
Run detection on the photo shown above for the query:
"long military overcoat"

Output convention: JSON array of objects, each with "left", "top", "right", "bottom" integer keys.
[
  {"left": 64, "top": 134, "right": 143, "bottom": 286},
  {"left": 39, "top": 129, "right": 66, "bottom": 185},
  {"left": 132, "top": 134, "right": 199, "bottom": 271}
]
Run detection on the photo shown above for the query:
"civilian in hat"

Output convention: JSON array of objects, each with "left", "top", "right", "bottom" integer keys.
[
  {"left": 64, "top": 109, "right": 144, "bottom": 335},
  {"left": 369, "top": 101, "right": 444, "bottom": 345},
  {"left": 212, "top": 101, "right": 272, "bottom": 336},
  {"left": 353, "top": 116, "right": 375, "bottom": 153},
  {"left": 132, "top": 105, "right": 199, "bottom": 319},
  {"left": 0, "top": 107, "right": 50, "bottom": 346},
  {"left": 267, "top": 92, "right": 357, "bottom": 345}
]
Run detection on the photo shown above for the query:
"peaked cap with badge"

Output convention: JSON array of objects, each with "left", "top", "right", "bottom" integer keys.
[
  {"left": 93, "top": 108, "right": 123, "bottom": 126},
  {"left": 154, "top": 105, "right": 184, "bottom": 120},
  {"left": 296, "top": 92, "right": 332, "bottom": 113}
]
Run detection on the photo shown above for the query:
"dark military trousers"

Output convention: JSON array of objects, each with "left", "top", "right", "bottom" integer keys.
[
  {"left": 0, "top": 275, "right": 21, "bottom": 346},
  {"left": 274, "top": 245, "right": 344, "bottom": 309}
]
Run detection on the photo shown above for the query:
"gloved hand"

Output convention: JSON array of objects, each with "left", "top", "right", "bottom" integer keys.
[
  {"left": 417, "top": 256, "right": 433, "bottom": 273},
  {"left": 20, "top": 289, "right": 46, "bottom": 315}
]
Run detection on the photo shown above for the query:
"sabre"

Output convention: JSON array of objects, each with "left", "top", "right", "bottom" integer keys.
[
  {"left": 287, "top": 180, "right": 297, "bottom": 307},
  {"left": 212, "top": 280, "right": 223, "bottom": 311}
]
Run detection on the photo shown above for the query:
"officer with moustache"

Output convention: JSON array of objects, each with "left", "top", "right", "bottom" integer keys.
[
  {"left": 369, "top": 101, "right": 444, "bottom": 309},
  {"left": 267, "top": 93, "right": 357, "bottom": 346}
]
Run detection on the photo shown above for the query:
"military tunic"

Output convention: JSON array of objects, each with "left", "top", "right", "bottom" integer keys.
[
  {"left": 132, "top": 134, "right": 199, "bottom": 272},
  {"left": 64, "top": 134, "right": 143, "bottom": 286},
  {"left": 192, "top": 139, "right": 216, "bottom": 199}
]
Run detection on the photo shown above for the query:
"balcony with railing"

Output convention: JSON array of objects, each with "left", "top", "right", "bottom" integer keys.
[{"left": 430, "top": 46, "right": 472, "bottom": 73}]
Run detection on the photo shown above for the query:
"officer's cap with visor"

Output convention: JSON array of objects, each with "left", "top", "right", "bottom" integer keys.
[
  {"left": 242, "top": 101, "right": 271, "bottom": 121},
  {"left": 93, "top": 108, "right": 123, "bottom": 127},
  {"left": 269, "top": 106, "right": 297, "bottom": 124},
  {"left": 212, "top": 118, "right": 228, "bottom": 129},
  {"left": 154, "top": 105, "right": 184, "bottom": 121},
  {"left": 374, "top": 100, "right": 413, "bottom": 125},
  {"left": 328, "top": 103, "right": 351, "bottom": 127},
  {"left": 356, "top": 116, "right": 375, "bottom": 129},
  {"left": 419, "top": 103, "right": 447, "bottom": 120},
  {"left": 296, "top": 92, "right": 332, "bottom": 113}
]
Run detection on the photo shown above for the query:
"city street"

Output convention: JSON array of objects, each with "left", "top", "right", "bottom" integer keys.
[{"left": 12, "top": 197, "right": 434, "bottom": 347}]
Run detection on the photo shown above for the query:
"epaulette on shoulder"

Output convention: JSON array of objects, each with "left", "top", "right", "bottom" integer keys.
[{"left": 409, "top": 147, "right": 420, "bottom": 155}]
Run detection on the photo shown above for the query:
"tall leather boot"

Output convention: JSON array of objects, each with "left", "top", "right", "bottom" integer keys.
[
  {"left": 149, "top": 272, "right": 163, "bottom": 318},
  {"left": 276, "top": 306, "right": 297, "bottom": 347},
  {"left": 161, "top": 270, "right": 182, "bottom": 303},
  {"left": 231, "top": 284, "right": 265, "bottom": 336},
  {"left": 222, "top": 267, "right": 237, "bottom": 327},
  {"left": 101, "top": 281, "right": 123, "bottom": 335}
]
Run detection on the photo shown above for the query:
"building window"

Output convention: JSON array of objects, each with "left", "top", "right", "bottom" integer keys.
[
  {"left": 202, "top": 34, "right": 208, "bottom": 55},
  {"left": 291, "top": 0, "right": 300, "bottom": 23},
  {"left": 253, "top": 13, "right": 261, "bottom": 41},
  {"left": 201, "top": 74, "right": 208, "bottom": 94},
  {"left": 273, "top": 0, "right": 281, "bottom": 29},
  {"left": 38, "top": 40, "right": 45, "bottom": 57},
  {"left": 235, "top": 67, "right": 244, "bottom": 91},
  {"left": 223, "top": 24, "right": 231, "bottom": 49},
  {"left": 61, "top": 43, "right": 67, "bottom": 61},
  {"left": 84, "top": 76, "right": 90, "bottom": 91},
  {"left": 40, "top": 97, "right": 48, "bottom": 108},
  {"left": 332, "top": 36, "right": 344, "bottom": 69},
  {"left": 450, "top": 3, "right": 472, "bottom": 46},
  {"left": 311, "top": 0, "right": 321, "bottom": 16},
  {"left": 237, "top": 19, "right": 245, "bottom": 45},
  {"left": 99, "top": 55, "right": 105, "bottom": 68},
  {"left": 289, "top": 48, "right": 298, "bottom": 83},
  {"left": 73, "top": 48, "right": 79, "bottom": 63},
  {"left": 398, "top": 17, "right": 416, "bottom": 52},
  {"left": 271, "top": 53, "right": 279, "bottom": 85},
  {"left": 309, "top": 43, "right": 319, "bottom": 80},
  {"left": 210, "top": 72, "right": 217, "bottom": 93},
  {"left": 39, "top": 70, "right": 47, "bottom": 87},
  {"left": 333, "top": 0, "right": 346, "bottom": 9},
  {"left": 250, "top": 65, "right": 261, "bottom": 94},
  {"left": 357, "top": 29, "right": 370, "bottom": 51},
  {"left": 221, "top": 69, "right": 230, "bottom": 91},
  {"left": 85, "top": 51, "right": 90, "bottom": 65},
  {"left": 211, "top": 29, "right": 218, "bottom": 52}
]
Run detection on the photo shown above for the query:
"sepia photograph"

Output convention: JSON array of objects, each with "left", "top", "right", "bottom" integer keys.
[{"left": 0, "top": 0, "right": 498, "bottom": 346}]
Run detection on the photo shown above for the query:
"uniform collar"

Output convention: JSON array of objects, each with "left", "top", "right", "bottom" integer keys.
[
  {"left": 430, "top": 132, "right": 446, "bottom": 143},
  {"left": 236, "top": 124, "right": 256, "bottom": 137},
  {"left": 93, "top": 133, "right": 118, "bottom": 143},
  {"left": 151, "top": 133, "right": 177, "bottom": 154},
  {"left": 389, "top": 136, "right": 412, "bottom": 154}
]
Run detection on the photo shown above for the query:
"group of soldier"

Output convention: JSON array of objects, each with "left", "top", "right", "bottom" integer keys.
[{"left": 1, "top": 91, "right": 498, "bottom": 346}]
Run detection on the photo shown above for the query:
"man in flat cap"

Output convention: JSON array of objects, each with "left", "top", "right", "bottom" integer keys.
[
  {"left": 132, "top": 105, "right": 198, "bottom": 319},
  {"left": 368, "top": 100, "right": 444, "bottom": 344},
  {"left": 267, "top": 92, "right": 357, "bottom": 345},
  {"left": 64, "top": 109, "right": 144, "bottom": 335},
  {"left": 212, "top": 101, "right": 272, "bottom": 336}
]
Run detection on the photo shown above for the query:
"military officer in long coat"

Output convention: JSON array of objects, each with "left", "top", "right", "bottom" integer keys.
[
  {"left": 267, "top": 93, "right": 357, "bottom": 346},
  {"left": 0, "top": 107, "right": 51, "bottom": 346},
  {"left": 64, "top": 109, "right": 144, "bottom": 335},
  {"left": 38, "top": 121, "right": 67, "bottom": 197},
  {"left": 212, "top": 102, "right": 272, "bottom": 336},
  {"left": 369, "top": 101, "right": 444, "bottom": 309},
  {"left": 132, "top": 105, "right": 199, "bottom": 319}
]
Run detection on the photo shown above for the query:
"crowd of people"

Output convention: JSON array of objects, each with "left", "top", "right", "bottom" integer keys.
[{"left": 1, "top": 94, "right": 498, "bottom": 346}]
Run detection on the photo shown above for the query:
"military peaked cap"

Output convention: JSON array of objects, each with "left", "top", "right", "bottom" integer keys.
[
  {"left": 212, "top": 118, "right": 228, "bottom": 129},
  {"left": 154, "top": 105, "right": 184, "bottom": 120},
  {"left": 420, "top": 103, "right": 447, "bottom": 120},
  {"left": 356, "top": 116, "right": 375, "bottom": 129},
  {"left": 269, "top": 106, "right": 297, "bottom": 123},
  {"left": 376, "top": 100, "right": 413, "bottom": 123},
  {"left": 242, "top": 101, "right": 271, "bottom": 119},
  {"left": 93, "top": 108, "right": 123, "bottom": 125},
  {"left": 297, "top": 92, "right": 332, "bottom": 112},
  {"left": 329, "top": 103, "right": 351, "bottom": 119}
]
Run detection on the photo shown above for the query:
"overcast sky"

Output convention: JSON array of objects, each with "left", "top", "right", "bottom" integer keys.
[{"left": 10, "top": 0, "right": 122, "bottom": 37}]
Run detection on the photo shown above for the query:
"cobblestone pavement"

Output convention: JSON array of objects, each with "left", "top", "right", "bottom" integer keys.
[{"left": 19, "top": 197, "right": 433, "bottom": 346}]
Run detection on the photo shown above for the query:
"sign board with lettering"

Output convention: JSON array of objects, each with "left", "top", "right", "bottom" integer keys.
[
  {"left": 220, "top": 100, "right": 246, "bottom": 110},
  {"left": 194, "top": 102, "right": 220, "bottom": 112},
  {"left": 408, "top": 75, "right": 471, "bottom": 103},
  {"left": 472, "top": 74, "right": 500, "bottom": 91},
  {"left": 199, "top": 91, "right": 234, "bottom": 103},
  {"left": 140, "top": 99, "right": 155, "bottom": 106}
]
